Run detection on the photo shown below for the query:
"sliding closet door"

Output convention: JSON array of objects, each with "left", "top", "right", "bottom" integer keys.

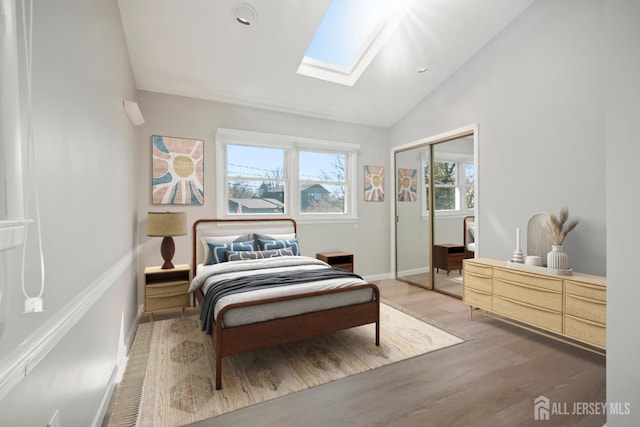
[
  {"left": 395, "top": 147, "right": 431, "bottom": 289},
  {"left": 393, "top": 125, "right": 477, "bottom": 295},
  {"left": 431, "top": 136, "right": 475, "bottom": 298}
]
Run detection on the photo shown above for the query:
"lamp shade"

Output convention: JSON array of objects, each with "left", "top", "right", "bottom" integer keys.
[{"left": 147, "top": 212, "right": 187, "bottom": 237}]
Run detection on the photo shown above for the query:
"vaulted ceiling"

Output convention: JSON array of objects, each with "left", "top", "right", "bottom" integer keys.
[{"left": 118, "top": 0, "right": 533, "bottom": 128}]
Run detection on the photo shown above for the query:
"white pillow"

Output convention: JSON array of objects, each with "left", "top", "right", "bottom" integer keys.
[
  {"left": 201, "top": 234, "right": 250, "bottom": 264},
  {"left": 254, "top": 232, "right": 296, "bottom": 241}
]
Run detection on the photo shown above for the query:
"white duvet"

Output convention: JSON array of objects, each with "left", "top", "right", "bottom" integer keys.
[{"left": 190, "top": 256, "right": 369, "bottom": 325}]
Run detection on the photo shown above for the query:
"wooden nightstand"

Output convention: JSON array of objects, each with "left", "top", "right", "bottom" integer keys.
[
  {"left": 144, "top": 264, "right": 190, "bottom": 320},
  {"left": 316, "top": 252, "right": 354, "bottom": 272},
  {"left": 434, "top": 244, "right": 465, "bottom": 276}
]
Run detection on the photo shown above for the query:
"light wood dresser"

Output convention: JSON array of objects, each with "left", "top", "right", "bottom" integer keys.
[{"left": 463, "top": 258, "right": 606, "bottom": 354}]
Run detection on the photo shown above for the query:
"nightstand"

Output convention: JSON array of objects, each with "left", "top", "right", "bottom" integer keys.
[
  {"left": 144, "top": 264, "right": 190, "bottom": 320},
  {"left": 316, "top": 252, "right": 354, "bottom": 272},
  {"left": 433, "top": 244, "right": 465, "bottom": 276}
]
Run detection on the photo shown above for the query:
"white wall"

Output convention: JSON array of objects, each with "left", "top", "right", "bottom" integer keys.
[
  {"left": 0, "top": 0, "right": 140, "bottom": 425},
  {"left": 392, "top": 0, "right": 640, "bottom": 424},
  {"left": 606, "top": 0, "right": 640, "bottom": 425},
  {"left": 134, "top": 91, "right": 391, "bottom": 284},
  {"left": 391, "top": 0, "right": 606, "bottom": 276}
]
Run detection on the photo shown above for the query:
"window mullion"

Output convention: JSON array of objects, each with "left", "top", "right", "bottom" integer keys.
[{"left": 289, "top": 147, "right": 298, "bottom": 216}]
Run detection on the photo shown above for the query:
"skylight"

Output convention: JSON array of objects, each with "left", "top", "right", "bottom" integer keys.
[{"left": 297, "top": 0, "right": 407, "bottom": 86}]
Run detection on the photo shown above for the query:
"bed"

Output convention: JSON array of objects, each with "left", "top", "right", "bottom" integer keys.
[{"left": 189, "top": 218, "right": 380, "bottom": 390}]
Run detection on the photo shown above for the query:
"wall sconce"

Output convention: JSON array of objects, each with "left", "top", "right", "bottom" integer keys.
[
  {"left": 147, "top": 212, "right": 187, "bottom": 269},
  {"left": 123, "top": 99, "right": 145, "bottom": 126}
]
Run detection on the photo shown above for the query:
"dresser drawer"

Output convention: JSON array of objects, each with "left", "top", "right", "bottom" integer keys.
[
  {"left": 493, "top": 295, "right": 563, "bottom": 333},
  {"left": 494, "top": 279, "right": 562, "bottom": 312},
  {"left": 565, "top": 294, "right": 606, "bottom": 324},
  {"left": 565, "top": 314, "right": 606, "bottom": 348},
  {"left": 464, "top": 261, "right": 493, "bottom": 277},
  {"left": 565, "top": 280, "right": 606, "bottom": 302},
  {"left": 464, "top": 272, "right": 492, "bottom": 293},
  {"left": 494, "top": 268, "right": 562, "bottom": 292},
  {"left": 463, "top": 287, "right": 492, "bottom": 310}
]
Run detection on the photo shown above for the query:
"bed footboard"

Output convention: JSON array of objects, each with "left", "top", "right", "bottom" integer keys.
[{"left": 196, "top": 284, "right": 380, "bottom": 390}]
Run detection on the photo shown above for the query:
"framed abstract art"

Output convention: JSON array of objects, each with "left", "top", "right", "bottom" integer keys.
[
  {"left": 364, "top": 165, "right": 384, "bottom": 202},
  {"left": 397, "top": 168, "right": 417, "bottom": 202},
  {"left": 152, "top": 135, "right": 204, "bottom": 205}
]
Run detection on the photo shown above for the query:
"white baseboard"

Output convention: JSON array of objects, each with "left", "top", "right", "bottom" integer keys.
[
  {"left": 362, "top": 272, "right": 392, "bottom": 282},
  {"left": 396, "top": 267, "right": 430, "bottom": 277}
]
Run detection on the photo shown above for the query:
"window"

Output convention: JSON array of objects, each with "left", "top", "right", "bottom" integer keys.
[
  {"left": 216, "top": 128, "right": 358, "bottom": 221},
  {"left": 299, "top": 151, "right": 346, "bottom": 213},
  {"left": 226, "top": 144, "right": 286, "bottom": 215},
  {"left": 422, "top": 153, "right": 474, "bottom": 215},
  {"left": 297, "top": 0, "right": 409, "bottom": 86}
]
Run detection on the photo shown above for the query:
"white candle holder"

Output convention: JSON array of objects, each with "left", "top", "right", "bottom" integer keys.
[{"left": 511, "top": 227, "right": 525, "bottom": 263}]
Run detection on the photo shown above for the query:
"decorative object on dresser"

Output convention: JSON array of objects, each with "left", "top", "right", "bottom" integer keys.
[
  {"left": 527, "top": 212, "right": 553, "bottom": 266},
  {"left": 144, "top": 264, "right": 190, "bottom": 321},
  {"left": 545, "top": 207, "right": 578, "bottom": 270},
  {"left": 510, "top": 227, "right": 525, "bottom": 263},
  {"left": 316, "top": 251, "right": 354, "bottom": 272},
  {"left": 147, "top": 211, "right": 187, "bottom": 269},
  {"left": 434, "top": 244, "right": 465, "bottom": 276},
  {"left": 463, "top": 258, "right": 605, "bottom": 354}
]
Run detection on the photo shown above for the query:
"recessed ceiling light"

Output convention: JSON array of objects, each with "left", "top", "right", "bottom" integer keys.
[
  {"left": 233, "top": 4, "right": 256, "bottom": 26},
  {"left": 417, "top": 67, "right": 429, "bottom": 74}
]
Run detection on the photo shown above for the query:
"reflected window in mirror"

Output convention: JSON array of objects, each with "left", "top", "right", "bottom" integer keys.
[{"left": 421, "top": 152, "right": 474, "bottom": 216}]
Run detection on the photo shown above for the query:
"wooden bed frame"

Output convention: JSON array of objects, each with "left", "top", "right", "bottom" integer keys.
[{"left": 191, "top": 218, "right": 380, "bottom": 390}]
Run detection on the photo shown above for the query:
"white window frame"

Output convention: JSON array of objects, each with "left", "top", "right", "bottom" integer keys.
[
  {"left": 421, "top": 151, "right": 474, "bottom": 218},
  {"left": 216, "top": 128, "right": 359, "bottom": 223}
]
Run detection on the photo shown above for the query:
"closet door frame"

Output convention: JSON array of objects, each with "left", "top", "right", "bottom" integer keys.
[{"left": 390, "top": 124, "right": 479, "bottom": 286}]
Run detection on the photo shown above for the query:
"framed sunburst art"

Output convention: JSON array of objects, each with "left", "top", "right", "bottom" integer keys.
[
  {"left": 397, "top": 168, "right": 417, "bottom": 202},
  {"left": 152, "top": 135, "right": 204, "bottom": 205},
  {"left": 364, "top": 165, "right": 384, "bottom": 202}
]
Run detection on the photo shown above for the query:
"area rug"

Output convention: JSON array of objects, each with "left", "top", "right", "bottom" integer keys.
[{"left": 107, "top": 302, "right": 466, "bottom": 427}]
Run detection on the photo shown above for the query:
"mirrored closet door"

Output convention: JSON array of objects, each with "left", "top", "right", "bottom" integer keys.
[{"left": 394, "top": 127, "right": 477, "bottom": 297}]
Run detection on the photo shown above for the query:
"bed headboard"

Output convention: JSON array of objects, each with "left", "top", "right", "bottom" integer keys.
[{"left": 192, "top": 218, "right": 297, "bottom": 276}]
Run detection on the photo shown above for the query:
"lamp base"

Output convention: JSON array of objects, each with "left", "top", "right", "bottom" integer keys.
[{"left": 160, "top": 236, "right": 176, "bottom": 269}]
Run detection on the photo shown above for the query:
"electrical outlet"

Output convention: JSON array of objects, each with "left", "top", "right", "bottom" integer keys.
[{"left": 46, "top": 409, "right": 60, "bottom": 427}]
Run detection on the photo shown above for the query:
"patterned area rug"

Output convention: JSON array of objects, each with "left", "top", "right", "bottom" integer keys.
[{"left": 107, "top": 302, "right": 466, "bottom": 427}]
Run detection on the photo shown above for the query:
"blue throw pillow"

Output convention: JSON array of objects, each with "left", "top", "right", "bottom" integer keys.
[
  {"left": 206, "top": 240, "right": 255, "bottom": 264},
  {"left": 257, "top": 238, "right": 299, "bottom": 255}
]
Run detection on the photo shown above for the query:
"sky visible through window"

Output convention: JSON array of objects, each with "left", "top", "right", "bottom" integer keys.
[
  {"left": 227, "top": 145, "right": 341, "bottom": 181},
  {"left": 304, "top": 0, "right": 392, "bottom": 68}
]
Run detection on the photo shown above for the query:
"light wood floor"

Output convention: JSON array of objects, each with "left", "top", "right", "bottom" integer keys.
[{"left": 187, "top": 279, "right": 606, "bottom": 427}]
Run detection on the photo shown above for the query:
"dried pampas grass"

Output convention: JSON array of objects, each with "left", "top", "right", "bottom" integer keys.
[{"left": 546, "top": 207, "right": 578, "bottom": 246}]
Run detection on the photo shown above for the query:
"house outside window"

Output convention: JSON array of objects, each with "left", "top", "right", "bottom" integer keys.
[{"left": 216, "top": 128, "right": 358, "bottom": 222}]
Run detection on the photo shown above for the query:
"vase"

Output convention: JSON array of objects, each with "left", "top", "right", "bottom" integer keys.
[{"left": 547, "top": 245, "right": 569, "bottom": 270}]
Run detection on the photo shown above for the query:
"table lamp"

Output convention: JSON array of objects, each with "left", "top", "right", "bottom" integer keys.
[{"left": 147, "top": 212, "right": 187, "bottom": 269}]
